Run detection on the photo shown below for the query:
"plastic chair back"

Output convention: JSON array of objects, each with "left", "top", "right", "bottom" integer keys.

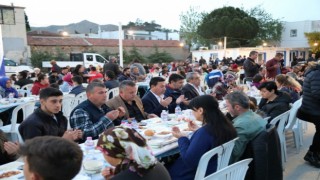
[
  {"left": 204, "top": 159, "right": 252, "bottom": 180},
  {"left": 286, "top": 98, "right": 302, "bottom": 130},
  {"left": 21, "top": 84, "right": 33, "bottom": 91},
  {"left": 106, "top": 87, "right": 119, "bottom": 101},
  {"left": 72, "top": 91, "right": 87, "bottom": 107},
  {"left": 195, "top": 137, "right": 239, "bottom": 180}
]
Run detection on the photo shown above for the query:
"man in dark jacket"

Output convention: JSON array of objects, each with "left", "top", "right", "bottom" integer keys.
[
  {"left": 182, "top": 72, "right": 204, "bottom": 102},
  {"left": 103, "top": 56, "right": 121, "bottom": 77},
  {"left": 69, "top": 75, "right": 86, "bottom": 96},
  {"left": 15, "top": 70, "right": 33, "bottom": 87},
  {"left": 297, "top": 63, "right": 320, "bottom": 168},
  {"left": 164, "top": 74, "right": 188, "bottom": 113},
  {"left": 243, "top": 51, "right": 260, "bottom": 78},
  {"left": 142, "top": 77, "right": 172, "bottom": 116},
  {"left": 19, "top": 88, "right": 82, "bottom": 141}
]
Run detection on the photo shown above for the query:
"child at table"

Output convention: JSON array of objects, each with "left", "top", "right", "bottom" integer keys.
[{"left": 167, "top": 95, "right": 237, "bottom": 180}]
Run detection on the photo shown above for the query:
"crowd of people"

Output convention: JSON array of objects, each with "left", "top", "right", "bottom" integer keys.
[{"left": 0, "top": 51, "right": 319, "bottom": 179}]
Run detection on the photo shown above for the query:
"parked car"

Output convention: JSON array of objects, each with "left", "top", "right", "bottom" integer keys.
[{"left": 4, "top": 58, "right": 34, "bottom": 76}]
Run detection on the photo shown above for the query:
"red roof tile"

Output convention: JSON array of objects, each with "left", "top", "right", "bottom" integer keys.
[{"left": 27, "top": 36, "right": 181, "bottom": 47}]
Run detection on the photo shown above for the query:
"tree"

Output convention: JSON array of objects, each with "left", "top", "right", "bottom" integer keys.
[
  {"left": 246, "top": 6, "right": 283, "bottom": 46},
  {"left": 197, "top": 6, "right": 259, "bottom": 47},
  {"left": 30, "top": 50, "right": 53, "bottom": 68},
  {"left": 305, "top": 32, "right": 320, "bottom": 53},
  {"left": 180, "top": 6, "right": 207, "bottom": 51},
  {"left": 148, "top": 46, "right": 174, "bottom": 63},
  {"left": 25, "top": 13, "right": 31, "bottom": 32},
  {"left": 128, "top": 46, "right": 145, "bottom": 63}
]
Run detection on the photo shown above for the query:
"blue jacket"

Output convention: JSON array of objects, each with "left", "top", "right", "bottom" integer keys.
[
  {"left": 168, "top": 125, "right": 217, "bottom": 180},
  {"left": 142, "top": 91, "right": 167, "bottom": 117},
  {"left": 69, "top": 85, "right": 86, "bottom": 96}
]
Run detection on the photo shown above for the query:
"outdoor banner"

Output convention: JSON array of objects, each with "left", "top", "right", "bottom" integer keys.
[{"left": 0, "top": 25, "right": 5, "bottom": 76}]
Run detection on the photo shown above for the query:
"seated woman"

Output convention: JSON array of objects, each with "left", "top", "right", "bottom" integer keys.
[
  {"left": 31, "top": 73, "right": 49, "bottom": 95},
  {"left": 167, "top": 95, "right": 237, "bottom": 180},
  {"left": 0, "top": 130, "right": 19, "bottom": 165},
  {"left": 251, "top": 74, "right": 263, "bottom": 89},
  {"left": 96, "top": 127, "right": 171, "bottom": 180},
  {"left": 275, "top": 74, "right": 301, "bottom": 103},
  {"left": 258, "top": 81, "right": 291, "bottom": 122}
]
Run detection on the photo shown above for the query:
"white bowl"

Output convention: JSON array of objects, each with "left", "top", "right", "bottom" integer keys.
[{"left": 83, "top": 160, "right": 103, "bottom": 172}]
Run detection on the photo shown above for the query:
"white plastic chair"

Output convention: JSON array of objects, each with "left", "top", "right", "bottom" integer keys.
[
  {"left": 19, "top": 83, "right": 33, "bottom": 97},
  {"left": 204, "top": 158, "right": 252, "bottom": 180},
  {"left": 0, "top": 101, "right": 35, "bottom": 143},
  {"left": 71, "top": 91, "right": 87, "bottom": 108},
  {"left": 20, "top": 84, "right": 33, "bottom": 91},
  {"left": 13, "top": 84, "right": 20, "bottom": 90},
  {"left": 106, "top": 87, "right": 119, "bottom": 101},
  {"left": 82, "top": 83, "right": 89, "bottom": 88},
  {"left": 269, "top": 110, "right": 290, "bottom": 168},
  {"left": 285, "top": 98, "right": 303, "bottom": 153},
  {"left": 195, "top": 137, "right": 239, "bottom": 180},
  {"left": 62, "top": 95, "right": 75, "bottom": 129}
]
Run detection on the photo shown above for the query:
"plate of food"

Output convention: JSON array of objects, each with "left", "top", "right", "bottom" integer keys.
[
  {"left": 154, "top": 131, "right": 172, "bottom": 139},
  {"left": 0, "top": 170, "right": 23, "bottom": 179}
]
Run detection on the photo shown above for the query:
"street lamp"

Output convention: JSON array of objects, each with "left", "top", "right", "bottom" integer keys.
[
  {"left": 314, "top": 42, "right": 319, "bottom": 46},
  {"left": 62, "top": 31, "right": 69, "bottom": 36},
  {"left": 263, "top": 42, "right": 267, "bottom": 47},
  {"left": 179, "top": 43, "right": 184, "bottom": 47}
]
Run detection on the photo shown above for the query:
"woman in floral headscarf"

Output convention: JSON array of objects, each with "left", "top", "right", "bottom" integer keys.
[{"left": 96, "top": 127, "right": 170, "bottom": 180}]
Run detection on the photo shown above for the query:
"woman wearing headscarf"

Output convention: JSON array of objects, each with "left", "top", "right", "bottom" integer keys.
[
  {"left": 0, "top": 76, "right": 19, "bottom": 98},
  {"left": 96, "top": 127, "right": 170, "bottom": 180},
  {"left": 59, "top": 73, "right": 73, "bottom": 92}
]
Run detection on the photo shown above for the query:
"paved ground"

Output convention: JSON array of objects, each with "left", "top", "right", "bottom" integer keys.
[{"left": 284, "top": 122, "right": 320, "bottom": 180}]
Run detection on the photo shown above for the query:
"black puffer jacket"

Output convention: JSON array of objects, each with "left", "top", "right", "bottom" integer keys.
[
  {"left": 297, "top": 65, "right": 320, "bottom": 121},
  {"left": 258, "top": 91, "right": 291, "bottom": 122}
]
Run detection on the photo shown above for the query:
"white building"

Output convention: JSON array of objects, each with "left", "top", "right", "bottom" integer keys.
[
  {"left": 192, "top": 20, "right": 320, "bottom": 66},
  {"left": 0, "top": 4, "right": 29, "bottom": 64}
]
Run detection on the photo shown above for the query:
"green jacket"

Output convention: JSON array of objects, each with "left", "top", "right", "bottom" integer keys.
[{"left": 230, "top": 110, "right": 267, "bottom": 163}]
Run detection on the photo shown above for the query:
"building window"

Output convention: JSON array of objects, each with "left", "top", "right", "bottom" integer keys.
[
  {"left": 290, "top": 29, "right": 297, "bottom": 37},
  {"left": 0, "top": 7, "right": 15, "bottom": 25}
]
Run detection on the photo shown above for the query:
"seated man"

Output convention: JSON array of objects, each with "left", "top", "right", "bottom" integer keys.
[
  {"left": 164, "top": 74, "right": 188, "bottom": 113},
  {"left": 69, "top": 75, "right": 86, "bottom": 96},
  {"left": 106, "top": 80, "right": 157, "bottom": 124},
  {"left": 19, "top": 87, "right": 82, "bottom": 141},
  {"left": 70, "top": 82, "right": 124, "bottom": 142},
  {"left": 182, "top": 72, "right": 204, "bottom": 102},
  {"left": 15, "top": 70, "right": 33, "bottom": 88},
  {"left": 225, "top": 91, "right": 267, "bottom": 163},
  {"left": 20, "top": 136, "right": 83, "bottom": 180},
  {"left": 142, "top": 77, "right": 172, "bottom": 116}
]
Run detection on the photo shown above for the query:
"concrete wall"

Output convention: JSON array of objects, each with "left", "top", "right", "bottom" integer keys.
[
  {"left": 1, "top": 7, "right": 29, "bottom": 64},
  {"left": 30, "top": 45, "right": 189, "bottom": 62}
]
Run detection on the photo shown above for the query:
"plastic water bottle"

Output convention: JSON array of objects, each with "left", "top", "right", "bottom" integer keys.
[
  {"left": 8, "top": 93, "right": 14, "bottom": 103},
  {"left": 175, "top": 105, "right": 182, "bottom": 116},
  {"left": 161, "top": 110, "right": 168, "bottom": 121},
  {"left": 131, "top": 118, "right": 138, "bottom": 129},
  {"left": 84, "top": 137, "right": 95, "bottom": 152}
]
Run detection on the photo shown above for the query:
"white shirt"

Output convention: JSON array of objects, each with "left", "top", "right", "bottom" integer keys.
[
  {"left": 189, "top": 83, "right": 204, "bottom": 96},
  {"left": 150, "top": 90, "right": 164, "bottom": 103}
]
